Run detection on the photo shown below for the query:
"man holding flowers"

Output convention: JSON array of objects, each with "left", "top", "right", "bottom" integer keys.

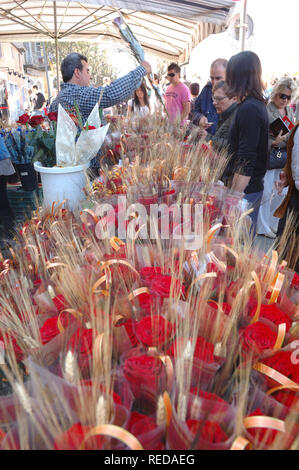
[{"left": 49, "top": 52, "right": 152, "bottom": 123}]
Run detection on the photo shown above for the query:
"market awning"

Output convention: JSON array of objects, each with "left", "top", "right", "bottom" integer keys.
[{"left": 0, "top": 0, "right": 236, "bottom": 62}]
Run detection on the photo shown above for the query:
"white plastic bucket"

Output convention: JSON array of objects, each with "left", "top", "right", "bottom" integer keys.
[{"left": 34, "top": 161, "right": 89, "bottom": 212}]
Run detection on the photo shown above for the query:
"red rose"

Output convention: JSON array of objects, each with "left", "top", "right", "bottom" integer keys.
[
  {"left": 138, "top": 292, "right": 152, "bottom": 314},
  {"left": 39, "top": 313, "right": 70, "bottom": 345},
  {"left": 272, "top": 390, "right": 299, "bottom": 409},
  {"left": 250, "top": 304, "right": 292, "bottom": 332},
  {"left": 123, "top": 354, "right": 168, "bottom": 400},
  {"left": 129, "top": 413, "right": 157, "bottom": 435},
  {"left": 67, "top": 328, "right": 93, "bottom": 372},
  {"left": 262, "top": 351, "right": 299, "bottom": 387},
  {"left": 240, "top": 321, "right": 277, "bottom": 354},
  {"left": 52, "top": 294, "right": 68, "bottom": 312},
  {"left": 189, "top": 389, "right": 230, "bottom": 414},
  {"left": 134, "top": 315, "right": 173, "bottom": 347},
  {"left": 53, "top": 422, "right": 103, "bottom": 450},
  {"left": 195, "top": 336, "right": 216, "bottom": 363},
  {"left": 127, "top": 412, "right": 164, "bottom": 450},
  {"left": 291, "top": 272, "right": 299, "bottom": 289},
  {"left": 115, "top": 319, "right": 138, "bottom": 347},
  {"left": 186, "top": 419, "right": 228, "bottom": 444},
  {"left": 16, "top": 113, "right": 30, "bottom": 125},
  {"left": 208, "top": 300, "right": 232, "bottom": 316},
  {"left": 47, "top": 112, "right": 58, "bottom": 121},
  {"left": 68, "top": 114, "right": 79, "bottom": 126},
  {"left": 83, "top": 125, "right": 96, "bottom": 130},
  {"left": 151, "top": 274, "right": 185, "bottom": 298},
  {"left": 28, "top": 115, "right": 44, "bottom": 127},
  {"left": 1, "top": 333, "right": 24, "bottom": 362},
  {"left": 139, "top": 267, "right": 162, "bottom": 284},
  {"left": 80, "top": 380, "right": 122, "bottom": 406}
]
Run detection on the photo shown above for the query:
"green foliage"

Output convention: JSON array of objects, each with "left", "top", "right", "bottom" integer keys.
[{"left": 30, "top": 123, "right": 57, "bottom": 168}]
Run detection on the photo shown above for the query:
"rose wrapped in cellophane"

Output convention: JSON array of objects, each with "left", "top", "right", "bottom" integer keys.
[{"left": 55, "top": 104, "right": 109, "bottom": 167}]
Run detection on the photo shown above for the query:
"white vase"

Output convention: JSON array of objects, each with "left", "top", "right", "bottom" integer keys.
[{"left": 34, "top": 161, "right": 89, "bottom": 212}]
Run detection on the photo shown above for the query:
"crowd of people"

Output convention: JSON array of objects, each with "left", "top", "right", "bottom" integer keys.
[{"left": 1, "top": 50, "right": 299, "bottom": 271}]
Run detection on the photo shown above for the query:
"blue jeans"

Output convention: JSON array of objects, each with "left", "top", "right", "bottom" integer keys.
[{"left": 244, "top": 191, "right": 263, "bottom": 237}]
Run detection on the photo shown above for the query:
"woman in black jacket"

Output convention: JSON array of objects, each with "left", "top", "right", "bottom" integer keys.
[{"left": 224, "top": 51, "right": 269, "bottom": 234}]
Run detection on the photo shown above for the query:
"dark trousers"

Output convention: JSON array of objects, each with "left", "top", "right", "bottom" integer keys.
[{"left": 0, "top": 175, "right": 14, "bottom": 237}]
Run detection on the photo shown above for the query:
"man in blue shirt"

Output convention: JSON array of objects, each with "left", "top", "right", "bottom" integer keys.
[
  {"left": 49, "top": 52, "right": 151, "bottom": 173},
  {"left": 50, "top": 52, "right": 152, "bottom": 122},
  {"left": 192, "top": 58, "right": 227, "bottom": 136}
]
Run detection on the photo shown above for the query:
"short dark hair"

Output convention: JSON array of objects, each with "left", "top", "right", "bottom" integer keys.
[
  {"left": 168, "top": 62, "right": 181, "bottom": 74},
  {"left": 32, "top": 85, "right": 38, "bottom": 90},
  {"left": 225, "top": 51, "right": 265, "bottom": 102},
  {"left": 61, "top": 52, "right": 88, "bottom": 83},
  {"left": 190, "top": 82, "right": 200, "bottom": 96}
]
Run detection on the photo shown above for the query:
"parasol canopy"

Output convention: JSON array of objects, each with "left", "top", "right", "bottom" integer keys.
[{"left": 0, "top": 0, "right": 236, "bottom": 62}]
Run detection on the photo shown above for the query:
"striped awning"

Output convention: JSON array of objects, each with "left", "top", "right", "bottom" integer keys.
[{"left": 0, "top": 0, "right": 236, "bottom": 62}]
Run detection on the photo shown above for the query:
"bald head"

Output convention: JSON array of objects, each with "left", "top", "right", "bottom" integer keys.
[{"left": 210, "top": 58, "right": 228, "bottom": 87}]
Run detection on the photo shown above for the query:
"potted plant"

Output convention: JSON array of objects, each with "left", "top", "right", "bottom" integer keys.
[{"left": 33, "top": 104, "right": 109, "bottom": 212}]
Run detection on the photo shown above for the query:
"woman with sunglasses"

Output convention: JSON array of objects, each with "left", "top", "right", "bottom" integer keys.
[
  {"left": 257, "top": 77, "right": 296, "bottom": 238},
  {"left": 224, "top": 51, "right": 268, "bottom": 235}
]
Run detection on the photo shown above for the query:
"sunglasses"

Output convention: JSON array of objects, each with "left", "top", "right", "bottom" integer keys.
[
  {"left": 279, "top": 93, "right": 291, "bottom": 101},
  {"left": 167, "top": 73, "right": 176, "bottom": 77}
]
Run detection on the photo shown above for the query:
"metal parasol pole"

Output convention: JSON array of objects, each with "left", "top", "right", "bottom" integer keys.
[
  {"left": 43, "top": 42, "right": 51, "bottom": 100},
  {"left": 240, "top": 0, "right": 248, "bottom": 51},
  {"left": 54, "top": 1, "right": 60, "bottom": 91}
]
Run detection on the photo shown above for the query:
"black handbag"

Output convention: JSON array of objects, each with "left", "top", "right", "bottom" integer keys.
[{"left": 268, "top": 147, "right": 287, "bottom": 170}]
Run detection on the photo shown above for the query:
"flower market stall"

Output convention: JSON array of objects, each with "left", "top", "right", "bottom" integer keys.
[{"left": 0, "top": 109, "right": 298, "bottom": 451}]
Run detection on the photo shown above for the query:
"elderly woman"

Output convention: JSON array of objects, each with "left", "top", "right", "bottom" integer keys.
[
  {"left": 257, "top": 77, "right": 296, "bottom": 238},
  {"left": 210, "top": 80, "right": 237, "bottom": 153}
]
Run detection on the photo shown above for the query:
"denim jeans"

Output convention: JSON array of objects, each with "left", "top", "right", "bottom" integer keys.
[{"left": 244, "top": 191, "right": 263, "bottom": 237}]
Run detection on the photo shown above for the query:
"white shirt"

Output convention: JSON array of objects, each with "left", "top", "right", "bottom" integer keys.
[{"left": 128, "top": 99, "right": 150, "bottom": 118}]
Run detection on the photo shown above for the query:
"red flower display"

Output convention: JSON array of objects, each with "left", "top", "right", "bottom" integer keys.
[
  {"left": 28, "top": 115, "right": 44, "bottom": 127},
  {"left": 150, "top": 274, "right": 185, "bottom": 299},
  {"left": 139, "top": 267, "right": 163, "bottom": 284},
  {"left": 291, "top": 273, "right": 299, "bottom": 289},
  {"left": 47, "top": 112, "right": 58, "bottom": 121},
  {"left": 186, "top": 419, "right": 229, "bottom": 444},
  {"left": 67, "top": 328, "right": 93, "bottom": 372},
  {"left": 123, "top": 354, "right": 168, "bottom": 400},
  {"left": 250, "top": 304, "right": 292, "bottom": 331},
  {"left": 262, "top": 351, "right": 299, "bottom": 387},
  {"left": 16, "top": 113, "right": 30, "bottom": 125},
  {"left": 39, "top": 313, "right": 70, "bottom": 345},
  {"left": 53, "top": 422, "right": 103, "bottom": 450},
  {"left": 134, "top": 315, "right": 173, "bottom": 347},
  {"left": 240, "top": 321, "right": 277, "bottom": 354}
]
